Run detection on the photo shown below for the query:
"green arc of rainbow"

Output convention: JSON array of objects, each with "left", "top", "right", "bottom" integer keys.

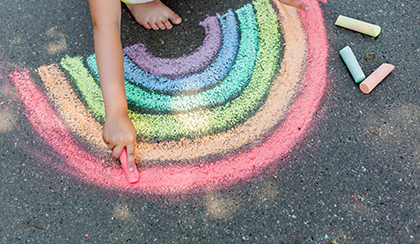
[
  {"left": 86, "top": 5, "right": 259, "bottom": 114},
  {"left": 61, "top": 2, "right": 280, "bottom": 142},
  {"left": 38, "top": 0, "right": 308, "bottom": 164}
]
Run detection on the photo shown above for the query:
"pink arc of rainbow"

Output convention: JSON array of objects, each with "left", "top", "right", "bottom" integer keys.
[{"left": 10, "top": 0, "right": 327, "bottom": 194}]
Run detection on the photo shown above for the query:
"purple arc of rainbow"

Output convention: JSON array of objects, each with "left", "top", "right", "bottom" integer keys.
[
  {"left": 124, "top": 15, "right": 222, "bottom": 79},
  {"left": 122, "top": 10, "right": 239, "bottom": 95},
  {"left": 10, "top": 0, "right": 328, "bottom": 194}
]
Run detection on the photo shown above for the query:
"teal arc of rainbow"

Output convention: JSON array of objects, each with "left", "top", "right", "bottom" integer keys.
[
  {"left": 62, "top": 3, "right": 278, "bottom": 142},
  {"left": 87, "top": 7, "right": 258, "bottom": 114}
]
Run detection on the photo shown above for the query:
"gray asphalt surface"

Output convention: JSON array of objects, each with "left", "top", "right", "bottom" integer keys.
[{"left": 0, "top": 0, "right": 419, "bottom": 243}]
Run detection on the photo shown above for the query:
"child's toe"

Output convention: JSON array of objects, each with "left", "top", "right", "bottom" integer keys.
[
  {"left": 170, "top": 14, "right": 182, "bottom": 25},
  {"left": 163, "top": 19, "right": 173, "bottom": 30},
  {"left": 157, "top": 21, "right": 166, "bottom": 30},
  {"left": 150, "top": 22, "right": 160, "bottom": 30},
  {"left": 142, "top": 22, "right": 152, "bottom": 29}
]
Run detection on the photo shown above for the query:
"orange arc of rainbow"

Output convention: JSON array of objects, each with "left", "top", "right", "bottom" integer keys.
[{"left": 12, "top": 0, "right": 328, "bottom": 194}]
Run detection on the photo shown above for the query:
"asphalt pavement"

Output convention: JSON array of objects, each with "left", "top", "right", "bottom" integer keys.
[{"left": 0, "top": 0, "right": 419, "bottom": 243}]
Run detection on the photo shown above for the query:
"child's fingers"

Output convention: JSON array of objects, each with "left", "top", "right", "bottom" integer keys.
[
  {"left": 293, "top": 1, "right": 309, "bottom": 11},
  {"left": 278, "top": 0, "right": 326, "bottom": 11},
  {"left": 112, "top": 145, "right": 124, "bottom": 159},
  {"left": 102, "top": 131, "right": 109, "bottom": 144},
  {"left": 126, "top": 144, "right": 136, "bottom": 172},
  {"left": 279, "top": 0, "right": 309, "bottom": 11}
]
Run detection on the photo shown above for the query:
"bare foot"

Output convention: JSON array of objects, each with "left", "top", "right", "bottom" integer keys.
[{"left": 126, "top": 0, "right": 182, "bottom": 30}]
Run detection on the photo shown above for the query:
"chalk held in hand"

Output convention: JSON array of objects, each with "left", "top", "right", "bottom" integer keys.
[
  {"left": 359, "top": 63, "right": 394, "bottom": 94},
  {"left": 119, "top": 148, "right": 139, "bottom": 184},
  {"left": 335, "top": 15, "right": 381, "bottom": 38},
  {"left": 339, "top": 46, "right": 366, "bottom": 83}
]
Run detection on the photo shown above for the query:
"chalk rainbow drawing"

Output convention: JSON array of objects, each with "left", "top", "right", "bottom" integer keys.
[{"left": 9, "top": 0, "right": 328, "bottom": 194}]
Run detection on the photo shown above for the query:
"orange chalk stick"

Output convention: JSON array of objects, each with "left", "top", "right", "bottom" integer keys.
[{"left": 359, "top": 63, "right": 394, "bottom": 94}]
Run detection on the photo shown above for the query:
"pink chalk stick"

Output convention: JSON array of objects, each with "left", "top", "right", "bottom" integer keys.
[
  {"left": 119, "top": 148, "right": 139, "bottom": 184},
  {"left": 359, "top": 63, "right": 394, "bottom": 94}
]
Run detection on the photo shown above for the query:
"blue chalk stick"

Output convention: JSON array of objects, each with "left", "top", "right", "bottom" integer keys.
[{"left": 339, "top": 46, "right": 366, "bottom": 83}]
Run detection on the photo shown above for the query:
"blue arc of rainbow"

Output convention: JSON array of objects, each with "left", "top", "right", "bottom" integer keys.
[
  {"left": 62, "top": 3, "right": 280, "bottom": 142},
  {"left": 87, "top": 6, "right": 258, "bottom": 113},
  {"left": 123, "top": 10, "right": 239, "bottom": 94}
]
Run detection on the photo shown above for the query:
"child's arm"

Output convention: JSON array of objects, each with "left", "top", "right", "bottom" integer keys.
[{"left": 88, "top": 0, "right": 137, "bottom": 171}]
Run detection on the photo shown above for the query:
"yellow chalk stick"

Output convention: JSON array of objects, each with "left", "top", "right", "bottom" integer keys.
[
  {"left": 335, "top": 15, "right": 381, "bottom": 37},
  {"left": 359, "top": 63, "right": 394, "bottom": 94}
]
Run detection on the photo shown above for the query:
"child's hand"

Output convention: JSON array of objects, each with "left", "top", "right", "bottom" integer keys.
[
  {"left": 102, "top": 114, "right": 137, "bottom": 171},
  {"left": 277, "top": 0, "right": 327, "bottom": 11}
]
